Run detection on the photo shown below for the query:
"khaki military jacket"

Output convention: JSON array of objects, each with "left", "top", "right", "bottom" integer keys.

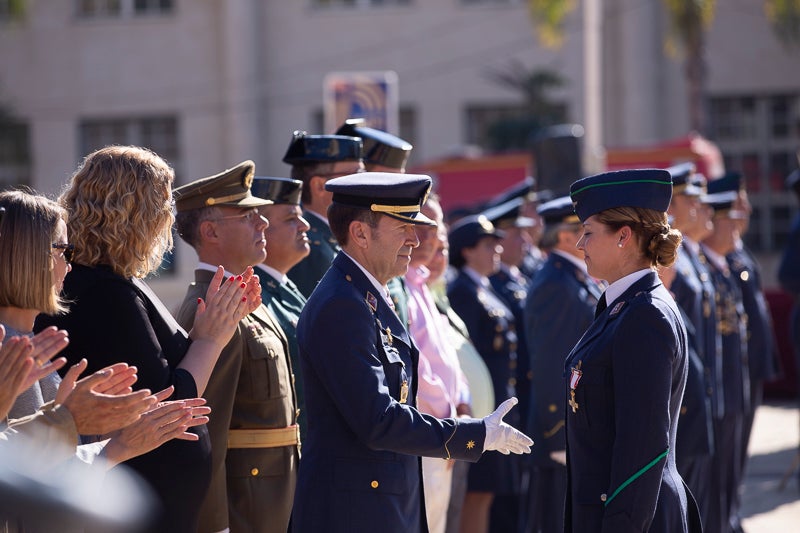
[{"left": 176, "top": 270, "right": 299, "bottom": 533}]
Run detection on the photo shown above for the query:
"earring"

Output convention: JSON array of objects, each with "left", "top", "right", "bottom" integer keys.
[{"left": 617, "top": 242, "right": 623, "bottom": 248}]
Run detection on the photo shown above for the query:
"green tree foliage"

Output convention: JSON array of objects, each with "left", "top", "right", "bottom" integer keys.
[
  {"left": 764, "top": 0, "right": 800, "bottom": 48},
  {"left": 527, "top": 0, "right": 577, "bottom": 48}
]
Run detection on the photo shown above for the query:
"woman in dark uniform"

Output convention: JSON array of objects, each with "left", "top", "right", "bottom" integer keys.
[
  {"left": 447, "top": 215, "right": 519, "bottom": 533},
  {"left": 563, "top": 169, "right": 700, "bottom": 533}
]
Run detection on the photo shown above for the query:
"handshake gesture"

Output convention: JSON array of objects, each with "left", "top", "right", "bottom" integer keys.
[{"left": 482, "top": 397, "right": 533, "bottom": 455}]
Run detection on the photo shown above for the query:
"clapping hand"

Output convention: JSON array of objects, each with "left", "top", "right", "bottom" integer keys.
[
  {"left": 56, "top": 359, "right": 159, "bottom": 436},
  {"left": 101, "top": 386, "right": 211, "bottom": 465},
  {"left": 0, "top": 326, "right": 69, "bottom": 420},
  {"left": 191, "top": 266, "right": 261, "bottom": 349}
]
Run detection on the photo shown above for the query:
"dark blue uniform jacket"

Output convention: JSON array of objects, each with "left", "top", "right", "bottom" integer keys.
[
  {"left": 293, "top": 253, "right": 485, "bottom": 533},
  {"left": 525, "top": 253, "right": 601, "bottom": 463},
  {"left": 564, "top": 271, "right": 698, "bottom": 533},
  {"left": 287, "top": 210, "right": 338, "bottom": 298}
]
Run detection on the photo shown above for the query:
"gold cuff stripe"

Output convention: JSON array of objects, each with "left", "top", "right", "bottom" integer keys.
[{"left": 443, "top": 420, "right": 458, "bottom": 460}]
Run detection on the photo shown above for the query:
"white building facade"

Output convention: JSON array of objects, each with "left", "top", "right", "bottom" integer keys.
[{"left": 0, "top": 0, "right": 797, "bottom": 303}]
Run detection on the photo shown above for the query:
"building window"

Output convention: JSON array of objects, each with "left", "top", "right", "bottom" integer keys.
[
  {"left": 460, "top": 0, "right": 523, "bottom": 5},
  {"left": 133, "top": 0, "right": 172, "bottom": 14},
  {"left": 79, "top": 115, "right": 178, "bottom": 166},
  {"left": 709, "top": 93, "right": 800, "bottom": 252},
  {"left": 78, "top": 115, "right": 180, "bottom": 273},
  {"left": 311, "top": 0, "right": 411, "bottom": 8},
  {"left": 0, "top": 116, "right": 31, "bottom": 189},
  {"left": 76, "top": 0, "right": 121, "bottom": 16},
  {"left": 708, "top": 96, "right": 759, "bottom": 141},
  {"left": 465, "top": 103, "right": 567, "bottom": 152},
  {"left": 76, "top": 0, "right": 172, "bottom": 18}
]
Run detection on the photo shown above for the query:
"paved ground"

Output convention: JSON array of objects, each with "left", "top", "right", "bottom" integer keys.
[{"left": 740, "top": 400, "right": 800, "bottom": 532}]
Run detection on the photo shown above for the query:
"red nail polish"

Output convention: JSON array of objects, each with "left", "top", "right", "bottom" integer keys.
[
  {"left": 236, "top": 275, "right": 243, "bottom": 281},
  {"left": 197, "top": 298, "right": 202, "bottom": 304},
  {"left": 241, "top": 296, "right": 247, "bottom": 302},
  {"left": 228, "top": 276, "right": 235, "bottom": 282},
  {"left": 240, "top": 282, "right": 246, "bottom": 288}
]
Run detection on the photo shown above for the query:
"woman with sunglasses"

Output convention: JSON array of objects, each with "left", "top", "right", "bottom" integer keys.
[
  {"left": 0, "top": 190, "right": 72, "bottom": 421},
  {"left": 0, "top": 190, "right": 208, "bottom": 445},
  {"left": 563, "top": 169, "right": 701, "bottom": 532},
  {"left": 35, "top": 146, "right": 260, "bottom": 532}
]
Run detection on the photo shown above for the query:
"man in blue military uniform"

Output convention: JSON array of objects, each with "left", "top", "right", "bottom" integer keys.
[
  {"left": 292, "top": 172, "right": 532, "bottom": 533},
  {"left": 524, "top": 195, "right": 603, "bottom": 533},
  {"left": 480, "top": 197, "right": 536, "bottom": 533},
  {"left": 482, "top": 198, "right": 535, "bottom": 426},
  {"left": 701, "top": 188, "right": 751, "bottom": 533},
  {"left": 446, "top": 215, "right": 521, "bottom": 533},
  {"left": 251, "top": 176, "right": 312, "bottom": 444},
  {"left": 708, "top": 172, "right": 781, "bottom": 532},
  {"left": 709, "top": 173, "right": 781, "bottom": 433},
  {"left": 336, "top": 118, "right": 413, "bottom": 173},
  {"left": 663, "top": 163, "right": 719, "bottom": 533},
  {"left": 336, "top": 118, "right": 415, "bottom": 327},
  {"left": 481, "top": 178, "right": 547, "bottom": 280},
  {"left": 284, "top": 131, "right": 363, "bottom": 298}
]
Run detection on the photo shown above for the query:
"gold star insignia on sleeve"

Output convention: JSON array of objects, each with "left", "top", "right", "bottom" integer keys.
[{"left": 466, "top": 440, "right": 475, "bottom": 450}]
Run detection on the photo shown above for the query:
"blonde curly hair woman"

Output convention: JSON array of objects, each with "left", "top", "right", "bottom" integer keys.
[{"left": 36, "top": 145, "right": 261, "bottom": 532}]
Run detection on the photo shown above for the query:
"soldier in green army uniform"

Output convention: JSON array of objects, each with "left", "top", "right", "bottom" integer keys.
[
  {"left": 283, "top": 131, "right": 363, "bottom": 299},
  {"left": 336, "top": 118, "right": 414, "bottom": 326},
  {"left": 173, "top": 161, "right": 299, "bottom": 533},
  {"left": 251, "top": 176, "right": 312, "bottom": 444}
]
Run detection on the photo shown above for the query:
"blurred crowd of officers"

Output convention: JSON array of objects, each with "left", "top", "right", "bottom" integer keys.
[{"left": 0, "top": 115, "right": 798, "bottom": 533}]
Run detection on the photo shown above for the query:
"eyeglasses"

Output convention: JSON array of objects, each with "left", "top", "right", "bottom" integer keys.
[
  {"left": 52, "top": 243, "right": 75, "bottom": 263},
  {"left": 210, "top": 210, "right": 267, "bottom": 225}
]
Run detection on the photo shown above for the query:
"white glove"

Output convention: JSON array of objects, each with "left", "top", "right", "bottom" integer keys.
[{"left": 482, "top": 397, "right": 533, "bottom": 455}]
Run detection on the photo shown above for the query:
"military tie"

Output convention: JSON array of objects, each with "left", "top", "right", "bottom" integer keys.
[{"left": 595, "top": 292, "right": 608, "bottom": 319}]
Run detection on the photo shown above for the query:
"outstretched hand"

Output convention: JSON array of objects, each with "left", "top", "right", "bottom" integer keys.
[{"left": 482, "top": 397, "right": 533, "bottom": 455}]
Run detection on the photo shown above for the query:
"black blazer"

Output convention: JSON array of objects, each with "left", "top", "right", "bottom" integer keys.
[
  {"left": 563, "top": 271, "right": 696, "bottom": 533},
  {"left": 35, "top": 263, "right": 211, "bottom": 533}
]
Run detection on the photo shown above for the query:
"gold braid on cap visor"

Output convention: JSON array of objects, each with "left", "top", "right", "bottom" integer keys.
[
  {"left": 205, "top": 191, "right": 248, "bottom": 206},
  {"left": 370, "top": 203, "right": 421, "bottom": 214}
]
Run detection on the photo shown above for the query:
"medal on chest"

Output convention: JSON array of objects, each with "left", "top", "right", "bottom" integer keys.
[
  {"left": 400, "top": 379, "right": 409, "bottom": 404},
  {"left": 569, "top": 360, "right": 583, "bottom": 413}
]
